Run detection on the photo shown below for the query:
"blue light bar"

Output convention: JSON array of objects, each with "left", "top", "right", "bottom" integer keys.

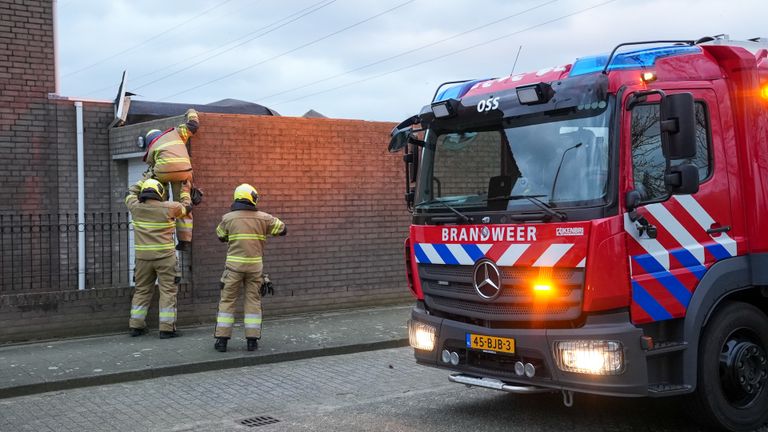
[
  {"left": 570, "top": 45, "right": 701, "bottom": 76},
  {"left": 434, "top": 79, "right": 487, "bottom": 102}
]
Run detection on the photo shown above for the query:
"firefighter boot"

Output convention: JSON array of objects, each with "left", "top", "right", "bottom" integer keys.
[
  {"left": 159, "top": 330, "right": 181, "bottom": 339},
  {"left": 247, "top": 338, "right": 259, "bottom": 351},
  {"left": 129, "top": 328, "right": 147, "bottom": 337},
  {"left": 214, "top": 337, "right": 228, "bottom": 352}
]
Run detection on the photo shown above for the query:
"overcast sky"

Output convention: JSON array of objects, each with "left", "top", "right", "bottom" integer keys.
[{"left": 57, "top": 0, "right": 767, "bottom": 121}]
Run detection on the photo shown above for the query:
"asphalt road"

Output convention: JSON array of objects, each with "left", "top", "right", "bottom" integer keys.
[{"left": 0, "top": 347, "right": 759, "bottom": 432}]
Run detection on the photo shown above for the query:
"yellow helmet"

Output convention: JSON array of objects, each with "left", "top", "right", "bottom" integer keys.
[
  {"left": 233, "top": 183, "right": 259, "bottom": 205},
  {"left": 140, "top": 178, "right": 165, "bottom": 200}
]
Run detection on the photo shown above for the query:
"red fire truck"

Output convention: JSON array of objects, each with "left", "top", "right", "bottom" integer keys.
[{"left": 389, "top": 35, "right": 768, "bottom": 431}]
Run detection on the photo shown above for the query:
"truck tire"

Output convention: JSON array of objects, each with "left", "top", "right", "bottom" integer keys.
[{"left": 687, "top": 301, "right": 768, "bottom": 431}]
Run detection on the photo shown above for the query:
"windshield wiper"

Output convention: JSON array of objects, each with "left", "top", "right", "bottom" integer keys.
[
  {"left": 416, "top": 199, "right": 472, "bottom": 223},
  {"left": 488, "top": 194, "right": 567, "bottom": 221},
  {"left": 551, "top": 142, "right": 583, "bottom": 202}
]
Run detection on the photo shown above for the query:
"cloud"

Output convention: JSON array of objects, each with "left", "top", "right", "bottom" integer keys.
[{"left": 58, "top": 0, "right": 768, "bottom": 121}]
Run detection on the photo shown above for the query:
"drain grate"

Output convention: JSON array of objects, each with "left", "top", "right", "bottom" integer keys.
[{"left": 240, "top": 415, "right": 281, "bottom": 428}]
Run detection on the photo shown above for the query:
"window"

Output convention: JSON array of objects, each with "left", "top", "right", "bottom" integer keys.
[
  {"left": 630, "top": 102, "right": 711, "bottom": 202},
  {"left": 417, "top": 101, "right": 613, "bottom": 211},
  {"left": 431, "top": 131, "right": 504, "bottom": 200}
]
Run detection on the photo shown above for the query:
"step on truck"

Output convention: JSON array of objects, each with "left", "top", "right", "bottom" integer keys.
[{"left": 388, "top": 35, "right": 768, "bottom": 431}]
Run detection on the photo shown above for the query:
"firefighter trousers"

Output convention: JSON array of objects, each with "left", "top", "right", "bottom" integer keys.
[
  {"left": 144, "top": 170, "right": 194, "bottom": 243},
  {"left": 214, "top": 269, "right": 263, "bottom": 339},
  {"left": 129, "top": 255, "right": 179, "bottom": 332}
]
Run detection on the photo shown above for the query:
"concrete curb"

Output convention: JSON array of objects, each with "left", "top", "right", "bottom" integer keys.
[{"left": 0, "top": 338, "right": 409, "bottom": 399}]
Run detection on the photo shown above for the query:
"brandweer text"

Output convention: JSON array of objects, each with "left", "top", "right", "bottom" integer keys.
[{"left": 441, "top": 226, "right": 537, "bottom": 242}]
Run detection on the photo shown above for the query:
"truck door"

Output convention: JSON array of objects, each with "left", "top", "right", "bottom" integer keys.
[{"left": 624, "top": 88, "right": 738, "bottom": 324}]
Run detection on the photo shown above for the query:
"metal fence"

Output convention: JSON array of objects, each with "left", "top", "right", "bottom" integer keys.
[{"left": 0, "top": 213, "right": 192, "bottom": 293}]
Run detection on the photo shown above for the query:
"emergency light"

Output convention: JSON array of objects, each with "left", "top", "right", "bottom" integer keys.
[
  {"left": 515, "top": 82, "right": 554, "bottom": 105},
  {"left": 641, "top": 71, "right": 657, "bottom": 83}
]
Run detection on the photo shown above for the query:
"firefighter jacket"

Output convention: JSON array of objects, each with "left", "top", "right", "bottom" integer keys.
[
  {"left": 216, "top": 204, "right": 286, "bottom": 273},
  {"left": 143, "top": 109, "right": 199, "bottom": 176},
  {"left": 125, "top": 183, "right": 192, "bottom": 260}
]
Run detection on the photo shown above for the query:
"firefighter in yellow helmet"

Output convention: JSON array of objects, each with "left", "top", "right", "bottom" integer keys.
[
  {"left": 125, "top": 178, "right": 193, "bottom": 338},
  {"left": 213, "top": 184, "right": 286, "bottom": 352},
  {"left": 133, "top": 108, "right": 200, "bottom": 251}
]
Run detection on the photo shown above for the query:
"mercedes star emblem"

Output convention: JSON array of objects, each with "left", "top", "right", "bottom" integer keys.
[{"left": 473, "top": 259, "right": 502, "bottom": 300}]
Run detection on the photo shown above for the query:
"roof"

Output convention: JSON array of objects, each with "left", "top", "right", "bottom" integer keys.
[
  {"left": 124, "top": 98, "right": 279, "bottom": 124},
  {"left": 302, "top": 109, "right": 327, "bottom": 119}
]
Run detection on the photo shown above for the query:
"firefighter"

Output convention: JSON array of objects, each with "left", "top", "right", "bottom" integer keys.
[
  {"left": 213, "top": 184, "right": 286, "bottom": 352},
  {"left": 138, "top": 108, "right": 200, "bottom": 251},
  {"left": 126, "top": 178, "right": 192, "bottom": 338}
]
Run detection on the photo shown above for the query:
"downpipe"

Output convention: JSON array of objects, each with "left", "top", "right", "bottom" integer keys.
[{"left": 75, "top": 101, "right": 85, "bottom": 290}]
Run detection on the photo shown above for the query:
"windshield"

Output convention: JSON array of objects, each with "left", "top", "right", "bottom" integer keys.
[{"left": 415, "top": 99, "right": 612, "bottom": 211}]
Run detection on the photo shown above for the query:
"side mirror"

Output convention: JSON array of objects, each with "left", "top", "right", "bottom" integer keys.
[
  {"left": 388, "top": 115, "right": 421, "bottom": 153},
  {"left": 388, "top": 127, "right": 411, "bottom": 153},
  {"left": 661, "top": 93, "right": 696, "bottom": 159},
  {"left": 625, "top": 190, "right": 642, "bottom": 221},
  {"left": 665, "top": 163, "right": 699, "bottom": 195},
  {"left": 626, "top": 190, "right": 641, "bottom": 212}
]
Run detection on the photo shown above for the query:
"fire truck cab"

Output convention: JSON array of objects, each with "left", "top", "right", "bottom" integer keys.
[{"left": 389, "top": 36, "right": 768, "bottom": 431}]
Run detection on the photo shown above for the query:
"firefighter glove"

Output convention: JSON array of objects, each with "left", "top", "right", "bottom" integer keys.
[
  {"left": 260, "top": 274, "right": 274, "bottom": 296},
  {"left": 191, "top": 187, "right": 204, "bottom": 205}
]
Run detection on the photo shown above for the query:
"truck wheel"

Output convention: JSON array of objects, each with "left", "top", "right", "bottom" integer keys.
[{"left": 688, "top": 301, "right": 768, "bottom": 431}]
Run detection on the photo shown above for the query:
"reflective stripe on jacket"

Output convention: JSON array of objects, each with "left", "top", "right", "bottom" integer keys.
[
  {"left": 125, "top": 190, "right": 190, "bottom": 260},
  {"left": 216, "top": 210, "right": 285, "bottom": 273},
  {"left": 144, "top": 110, "right": 198, "bottom": 175}
]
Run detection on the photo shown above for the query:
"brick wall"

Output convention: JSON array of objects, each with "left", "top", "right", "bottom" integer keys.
[
  {"left": 0, "top": 0, "right": 56, "bottom": 214},
  {"left": 0, "top": 96, "right": 117, "bottom": 295},
  {"left": 52, "top": 100, "right": 115, "bottom": 213},
  {"left": 0, "top": 0, "right": 113, "bottom": 216},
  {"left": 191, "top": 114, "right": 412, "bottom": 316},
  {"left": 113, "top": 114, "right": 414, "bottom": 317}
]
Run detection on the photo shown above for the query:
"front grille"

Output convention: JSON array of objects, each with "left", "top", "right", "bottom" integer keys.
[
  {"left": 430, "top": 296, "right": 572, "bottom": 316},
  {"left": 420, "top": 263, "right": 584, "bottom": 323}
]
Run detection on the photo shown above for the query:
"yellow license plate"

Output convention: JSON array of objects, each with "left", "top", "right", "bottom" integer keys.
[{"left": 466, "top": 333, "right": 515, "bottom": 353}]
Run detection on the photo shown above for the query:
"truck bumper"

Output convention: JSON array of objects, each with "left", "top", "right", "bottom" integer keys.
[{"left": 411, "top": 304, "right": 649, "bottom": 397}]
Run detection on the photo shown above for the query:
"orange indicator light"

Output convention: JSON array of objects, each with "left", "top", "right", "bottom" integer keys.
[
  {"left": 533, "top": 267, "right": 555, "bottom": 297},
  {"left": 640, "top": 72, "right": 657, "bottom": 83}
]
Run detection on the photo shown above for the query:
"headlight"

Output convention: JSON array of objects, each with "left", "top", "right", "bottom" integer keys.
[
  {"left": 555, "top": 340, "right": 624, "bottom": 375},
  {"left": 408, "top": 320, "right": 436, "bottom": 351}
]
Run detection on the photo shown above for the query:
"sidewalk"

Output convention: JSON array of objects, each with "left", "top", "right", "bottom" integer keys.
[{"left": 0, "top": 304, "right": 412, "bottom": 399}]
